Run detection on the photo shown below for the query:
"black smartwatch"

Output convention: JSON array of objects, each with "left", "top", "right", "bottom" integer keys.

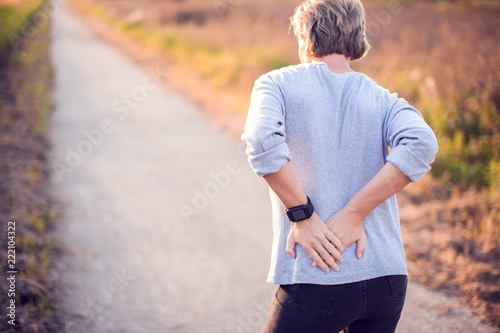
[{"left": 285, "top": 196, "right": 314, "bottom": 222}]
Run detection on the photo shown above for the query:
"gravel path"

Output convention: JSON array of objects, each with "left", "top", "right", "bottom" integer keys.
[{"left": 48, "top": 3, "right": 496, "bottom": 333}]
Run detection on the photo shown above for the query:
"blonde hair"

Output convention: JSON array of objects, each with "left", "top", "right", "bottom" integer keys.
[{"left": 291, "top": 0, "right": 370, "bottom": 60}]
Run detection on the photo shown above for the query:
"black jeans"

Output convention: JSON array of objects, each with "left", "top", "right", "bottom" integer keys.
[{"left": 262, "top": 275, "right": 408, "bottom": 333}]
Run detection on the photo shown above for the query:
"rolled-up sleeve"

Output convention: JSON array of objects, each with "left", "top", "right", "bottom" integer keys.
[
  {"left": 241, "top": 74, "right": 292, "bottom": 177},
  {"left": 385, "top": 97, "right": 439, "bottom": 183}
]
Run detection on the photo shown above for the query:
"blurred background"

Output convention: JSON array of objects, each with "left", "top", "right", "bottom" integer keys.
[{"left": 0, "top": 0, "right": 499, "bottom": 331}]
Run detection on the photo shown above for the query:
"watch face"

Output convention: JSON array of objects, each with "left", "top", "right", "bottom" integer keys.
[
  {"left": 291, "top": 209, "right": 307, "bottom": 221},
  {"left": 287, "top": 197, "right": 314, "bottom": 222}
]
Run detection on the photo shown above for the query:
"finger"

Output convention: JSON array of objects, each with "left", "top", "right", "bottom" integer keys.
[
  {"left": 286, "top": 236, "right": 296, "bottom": 259},
  {"left": 306, "top": 247, "right": 330, "bottom": 272},
  {"left": 325, "top": 231, "right": 344, "bottom": 253},
  {"left": 315, "top": 244, "right": 340, "bottom": 272},
  {"left": 321, "top": 239, "right": 343, "bottom": 263},
  {"left": 308, "top": 255, "right": 318, "bottom": 267},
  {"left": 356, "top": 235, "right": 366, "bottom": 259}
]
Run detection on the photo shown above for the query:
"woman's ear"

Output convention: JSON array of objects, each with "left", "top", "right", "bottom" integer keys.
[{"left": 298, "top": 35, "right": 312, "bottom": 64}]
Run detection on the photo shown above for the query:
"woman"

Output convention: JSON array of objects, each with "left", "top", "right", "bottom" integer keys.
[{"left": 241, "top": 0, "right": 439, "bottom": 332}]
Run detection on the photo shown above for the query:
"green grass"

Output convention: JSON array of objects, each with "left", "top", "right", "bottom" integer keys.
[
  {"left": 373, "top": 69, "right": 500, "bottom": 191},
  {"left": 0, "top": 1, "right": 45, "bottom": 54},
  {"left": 424, "top": 93, "right": 499, "bottom": 189},
  {"left": 26, "top": 209, "right": 53, "bottom": 233}
]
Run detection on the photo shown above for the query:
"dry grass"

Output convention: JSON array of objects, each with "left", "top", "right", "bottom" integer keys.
[
  {"left": 354, "top": 12, "right": 500, "bottom": 324},
  {"left": 399, "top": 176, "right": 500, "bottom": 325},
  {"left": 356, "top": 12, "right": 500, "bottom": 325},
  {"left": 355, "top": 6, "right": 500, "bottom": 187},
  {"left": 70, "top": 0, "right": 500, "bottom": 327},
  {"left": 0, "top": 1, "right": 64, "bottom": 331}
]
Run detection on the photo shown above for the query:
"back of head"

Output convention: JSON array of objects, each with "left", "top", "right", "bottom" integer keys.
[{"left": 290, "top": 0, "right": 370, "bottom": 60}]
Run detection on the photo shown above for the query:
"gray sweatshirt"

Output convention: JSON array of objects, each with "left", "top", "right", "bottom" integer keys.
[{"left": 241, "top": 62, "right": 439, "bottom": 285}]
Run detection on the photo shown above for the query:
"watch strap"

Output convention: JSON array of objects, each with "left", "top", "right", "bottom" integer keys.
[{"left": 285, "top": 196, "right": 314, "bottom": 222}]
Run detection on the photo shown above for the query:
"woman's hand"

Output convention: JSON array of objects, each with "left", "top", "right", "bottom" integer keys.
[
  {"left": 327, "top": 206, "right": 367, "bottom": 258},
  {"left": 286, "top": 212, "right": 344, "bottom": 272},
  {"left": 311, "top": 207, "right": 366, "bottom": 268}
]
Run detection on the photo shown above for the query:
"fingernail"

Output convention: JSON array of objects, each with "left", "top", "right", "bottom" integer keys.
[
  {"left": 326, "top": 268, "right": 330, "bottom": 273},
  {"left": 334, "top": 267, "right": 340, "bottom": 272}
]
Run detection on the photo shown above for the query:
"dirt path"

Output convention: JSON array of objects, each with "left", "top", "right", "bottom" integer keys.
[{"left": 48, "top": 4, "right": 496, "bottom": 333}]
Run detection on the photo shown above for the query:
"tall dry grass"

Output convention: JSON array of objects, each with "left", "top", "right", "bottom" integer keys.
[{"left": 360, "top": 8, "right": 500, "bottom": 321}]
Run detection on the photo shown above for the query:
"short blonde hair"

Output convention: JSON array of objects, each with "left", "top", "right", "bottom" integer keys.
[{"left": 291, "top": 0, "right": 370, "bottom": 60}]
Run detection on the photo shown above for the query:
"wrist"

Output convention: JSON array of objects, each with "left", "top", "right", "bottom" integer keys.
[
  {"left": 283, "top": 195, "right": 308, "bottom": 210},
  {"left": 345, "top": 201, "right": 368, "bottom": 222},
  {"left": 286, "top": 196, "right": 314, "bottom": 222},
  {"left": 291, "top": 212, "right": 317, "bottom": 227}
]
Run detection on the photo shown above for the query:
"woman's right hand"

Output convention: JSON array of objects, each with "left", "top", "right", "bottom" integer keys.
[{"left": 286, "top": 212, "right": 344, "bottom": 272}]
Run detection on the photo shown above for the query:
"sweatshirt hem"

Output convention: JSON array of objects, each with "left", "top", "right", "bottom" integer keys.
[{"left": 267, "top": 267, "right": 408, "bottom": 285}]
